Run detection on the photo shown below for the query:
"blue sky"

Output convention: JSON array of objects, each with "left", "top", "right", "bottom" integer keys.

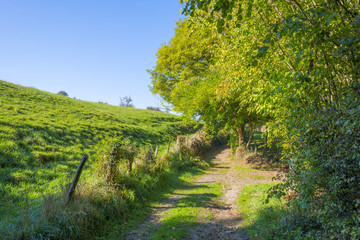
[{"left": 0, "top": 0, "right": 184, "bottom": 109}]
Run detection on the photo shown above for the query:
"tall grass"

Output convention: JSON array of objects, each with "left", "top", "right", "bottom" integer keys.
[{"left": 1, "top": 129, "right": 225, "bottom": 239}]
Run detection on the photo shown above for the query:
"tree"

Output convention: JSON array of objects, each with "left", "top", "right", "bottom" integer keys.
[
  {"left": 179, "top": 0, "right": 360, "bottom": 153},
  {"left": 57, "top": 91, "right": 68, "bottom": 97},
  {"left": 146, "top": 106, "right": 161, "bottom": 111},
  {"left": 119, "top": 96, "right": 134, "bottom": 107},
  {"left": 180, "top": 0, "right": 360, "bottom": 237},
  {"left": 150, "top": 17, "right": 265, "bottom": 146}
]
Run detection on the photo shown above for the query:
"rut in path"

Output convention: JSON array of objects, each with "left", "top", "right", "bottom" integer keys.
[{"left": 124, "top": 147, "right": 278, "bottom": 240}]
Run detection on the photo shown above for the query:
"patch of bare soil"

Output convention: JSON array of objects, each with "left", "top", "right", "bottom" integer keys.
[{"left": 124, "top": 147, "right": 278, "bottom": 240}]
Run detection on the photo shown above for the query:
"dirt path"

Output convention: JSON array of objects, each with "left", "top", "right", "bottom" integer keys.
[{"left": 124, "top": 147, "right": 278, "bottom": 240}]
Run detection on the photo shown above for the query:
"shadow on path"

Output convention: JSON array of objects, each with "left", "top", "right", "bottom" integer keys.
[{"left": 123, "top": 146, "right": 253, "bottom": 240}]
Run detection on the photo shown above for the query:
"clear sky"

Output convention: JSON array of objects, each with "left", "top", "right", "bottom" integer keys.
[{"left": 0, "top": 0, "right": 184, "bottom": 109}]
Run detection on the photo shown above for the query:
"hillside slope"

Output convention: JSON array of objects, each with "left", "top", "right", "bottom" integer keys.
[{"left": 0, "top": 80, "right": 193, "bottom": 205}]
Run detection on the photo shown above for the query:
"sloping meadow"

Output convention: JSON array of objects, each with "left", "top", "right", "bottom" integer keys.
[{"left": 0, "top": 80, "right": 199, "bottom": 238}]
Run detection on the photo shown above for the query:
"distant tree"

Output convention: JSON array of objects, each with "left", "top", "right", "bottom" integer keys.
[
  {"left": 57, "top": 91, "right": 68, "bottom": 97},
  {"left": 146, "top": 106, "right": 161, "bottom": 112},
  {"left": 163, "top": 107, "right": 171, "bottom": 113},
  {"left": 119, "top": 96, "right": 134, "bottom": 108}
]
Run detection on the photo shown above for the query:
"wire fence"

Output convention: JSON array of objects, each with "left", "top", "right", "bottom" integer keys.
[{"left": 0, "top": 132, "right": 200, "bottom": 232}]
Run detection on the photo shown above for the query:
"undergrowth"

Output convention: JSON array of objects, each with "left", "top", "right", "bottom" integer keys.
[{"left": 1, "top": 142, "right": 215, "bottom": 239}]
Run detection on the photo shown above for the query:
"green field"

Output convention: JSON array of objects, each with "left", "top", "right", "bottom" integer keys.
[{"left": 0, "top": 80, "right": 195, "bottom": 219}]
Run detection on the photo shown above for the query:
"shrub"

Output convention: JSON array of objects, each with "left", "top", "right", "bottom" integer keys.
[
  {"left": 96, "top": 138, "right": 138, "bottom": 184},
  {"left": 57, "top": 91, "right": 68, "bottom": 97},
  {"left": 276, "top": 93, "right": 360, "bottom": 238},
  {"left": 146, "top": 106, "right": 161, "bottom": 111},
  {"left": 136, "top": 146, "right": 156, "bottom": 172}
]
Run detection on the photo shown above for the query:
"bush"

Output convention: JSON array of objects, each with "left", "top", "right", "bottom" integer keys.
[
  {"left": 136, "top": 146, "right": 156, "bottom": 172},
  {"left": 57, "top": 91, "right": 68, "bottom": 97},
  {"left": 276, "top": 93, "right": 360, "bottom": 239},
  {"left": 175, "top": 129, "right": 228, "bottom": 157},
  {"left": 146, "top": 106, "right": 161, "bottom": 111},
  {"left": 97, "top": 138, "right": 137, "bottom": 184}
]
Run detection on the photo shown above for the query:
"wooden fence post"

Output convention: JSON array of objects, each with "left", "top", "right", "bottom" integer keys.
[
  {"left": 66, "top": 154, "right": 89, "bottom": 203},
  {"left": 167, "top": 139, "right": 171, "bottom": 153},
  {"left": 176, "top": 138, "right": 180, "bottom": 153},
  {"left": 154, "top": 146, "right": 159, "bottom": 159}
]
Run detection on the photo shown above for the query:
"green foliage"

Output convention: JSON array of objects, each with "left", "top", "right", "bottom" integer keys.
[
  {"left": 137, "top": 145, "right": 157, "bottom": 171},
  {"left": 105, "top": 138, "right": 137, "bottom": 181},
  {"left": 95, "top": 137, "right": 138, "bottom": 185},
  {"left": 179, "top": 0, "right": 360, "bottom": 237},
  {"left": 149, "top": 17, "right": 265, "bottom": 145},
  {"left": 276, "top": 93, "right": 360, "bottom": 239},
  {"left": 57, "top": 91, "right": 68, "bottom": 97}
]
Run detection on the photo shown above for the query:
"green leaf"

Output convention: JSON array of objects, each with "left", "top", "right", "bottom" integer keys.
[
  {"left": 296, "top": 50, "right": 304, "bottom": 59},
  {"left": 258, "top": 46, "right": 269, "bottom": 53},
  {"left": 325, "top": 12, "right": 336, "bottom": 25}
]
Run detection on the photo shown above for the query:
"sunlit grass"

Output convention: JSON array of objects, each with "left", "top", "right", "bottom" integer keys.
[
  {"left": 235, "top": 166, "right": 272, "bottom": 180},
  {"left": 0, "top": 80, "right": 198, "bottom": 238},
  {"left": 150, "top": 179, "right": 223, "bottom": 240},
  {"left": 238, "top": 182, "right": 285, "bottom": 239}
]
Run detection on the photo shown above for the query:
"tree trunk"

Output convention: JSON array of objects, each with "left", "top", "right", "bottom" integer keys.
[
  {"left": 236, "top": 125, "right": 245, "bottom": 147},
  {"left": 263, "top": 131, "right": 268, "bottom": 156},
  {"left": 246, "top": 128, "right": 254, "bottom": 150}
]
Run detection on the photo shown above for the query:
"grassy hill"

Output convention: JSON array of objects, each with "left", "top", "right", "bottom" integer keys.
[{"left": 0, "top": 80, "right": 195, "bottom": 214}]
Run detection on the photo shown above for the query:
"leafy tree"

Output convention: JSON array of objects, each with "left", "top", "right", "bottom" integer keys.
[
  {"left": 119, "top": 96, "right": 134, "bottom": 108},
  {"left": 57, "top": 91, "right": 68, "bottom": 97},
  {"left": 150, "top": 17, "right": 265, "bottom": 146},
  {"left": 178, "top": 0, "right": 360, "bottom": 237}
]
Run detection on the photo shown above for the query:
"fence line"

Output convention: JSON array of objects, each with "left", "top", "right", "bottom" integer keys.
[{"left": 0, "top": 154, "right": 89, "bottom": 226}]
